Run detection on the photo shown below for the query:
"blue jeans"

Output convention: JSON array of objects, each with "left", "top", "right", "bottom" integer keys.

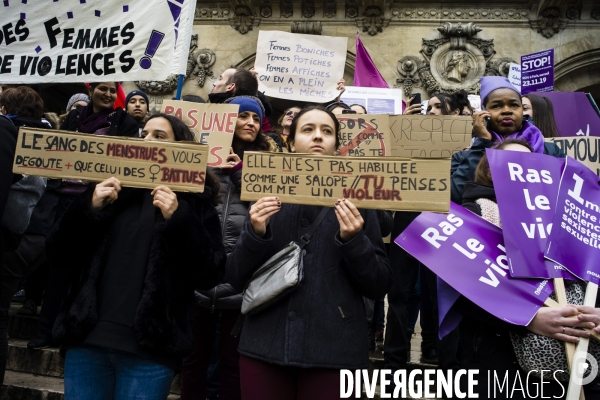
[{"left": 64, "top": 346, "right": 174, "bottom": 400}]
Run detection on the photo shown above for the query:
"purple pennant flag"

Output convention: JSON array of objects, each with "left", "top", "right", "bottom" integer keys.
[
  {"left": 395, "top": 202, "right": 554, "bottom": 328},
  {"left": 487, "top": 149, "right": 574, "bottom": 280},
  {"left": 545, "top": 157, "right": 600, "bottom": 284},
  {"left": 353, "top": 33, "right": 389, "bottom": 89}
]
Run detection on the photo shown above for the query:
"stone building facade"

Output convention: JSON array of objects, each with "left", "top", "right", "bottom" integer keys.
[{"left": 122, "top": 0, "right": 600, "bottom": 115}]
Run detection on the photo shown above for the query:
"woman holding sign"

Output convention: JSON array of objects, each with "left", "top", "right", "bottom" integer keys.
[
  {"left": 27, "top": 82, "right": 141, "bottom": 350},
  {"left": 456, "top": 140, "right": 599, "bottom": 398},
  {"left": 181, "top": 96, "right": 278, "bottom": 400},
  {"left": 46, "top": 114, "right": 225, "bottom": 400},
  {"left": 450, "top": 76, "right": 565, "bottom": 203},
  {"left": 226, "top": 106, "right": 392, "bottom": 400}
]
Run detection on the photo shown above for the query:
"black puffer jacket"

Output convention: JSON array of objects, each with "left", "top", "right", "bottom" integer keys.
[{"left": 212, "top": 167, "right": 248, "bottom": 255}]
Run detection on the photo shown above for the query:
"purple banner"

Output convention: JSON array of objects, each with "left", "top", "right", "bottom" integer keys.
[
  {"left": 545, "top": 157, "right": 600, "bottom": 284},
  {"left": 487, "top": 149, "right": 574, "bottom": 279},
  {"left": 521, "top": 49, "right": 554, "bottom": 95},
  {"left": 395, "top": 202, "right": 553, "bottom": 326},
  {"left": 538, "top": 92, "right": 600, "bottom": 137}
]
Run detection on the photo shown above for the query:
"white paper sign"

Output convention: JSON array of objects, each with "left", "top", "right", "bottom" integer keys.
[
  {"left": 467, "top": 95, "right": 481, "bottom": 113},
  {"left": 0, "top": 0, "right": 195, "bottom": 83},
  {"left": 509, "top": 63, "right": 522, "bottom": 94},
  {"left": 341, "top": 86, "right": 403, "bottom": 114},
  {"left": 254, "top": 30, "right": 347, "bottom": 103}
]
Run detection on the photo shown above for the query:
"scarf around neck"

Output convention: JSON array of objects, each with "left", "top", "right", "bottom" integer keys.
[
  {"left": 76, "top": 103, "right": 115, "bottom": 134},
  {"left": 489, "top": 121, "right": 545, "bottom": 154}
]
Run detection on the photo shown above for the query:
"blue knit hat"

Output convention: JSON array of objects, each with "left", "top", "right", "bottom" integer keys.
[
  {"left": 480, "top": 76, "right": 520, "bottom": 110},
  {"left": 227, "top": 96, "right": 263, "bottom": 120},
  {"left": 126, "top": 90, "right": 149, "bottom": 106}
]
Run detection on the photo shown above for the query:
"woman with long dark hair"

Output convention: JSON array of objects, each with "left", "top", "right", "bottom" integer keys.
[
  {"left": 522, "top": 93, "right": 560, "bottom": 138},
  {"left": 226, "top": 105, "right": 392, "bottom": 400},
  {"left": 47, "top": 113, "right": 225, "bottom": 400}
]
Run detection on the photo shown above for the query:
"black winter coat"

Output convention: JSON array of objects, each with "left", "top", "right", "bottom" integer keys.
[
  {"left": 60, "top": 107, "right": 138, "bottom": 137},
  {"left": 451, "top": 138, "right": 565, "bottom": 203},
  {"left": 226, "top": 205, "right": 393, "bottom": 368},
  {"left": 212, "top": 167, "right": 248, "bottom": 255},
  {"left": 0, "top": 116, "right": 18, "bottom": 264},
  {"left": 46, "top": 186, "right": 226, "bottom": 358}
]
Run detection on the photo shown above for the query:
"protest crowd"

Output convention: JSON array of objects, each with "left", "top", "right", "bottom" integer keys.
[{"left": 2, "top": 5, "right": 600, "bottom": 400}]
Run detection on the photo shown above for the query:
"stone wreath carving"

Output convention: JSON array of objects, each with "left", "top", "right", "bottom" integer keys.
[
  {"left": 396, "top": 22, "right": 516, "bottom": 95},
  {"left": 135, "top": 35, "right": 217, "bottom": 94}
]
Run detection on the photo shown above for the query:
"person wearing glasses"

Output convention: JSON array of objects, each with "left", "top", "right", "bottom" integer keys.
[{"left": 274, "top": 106, "right": 302, "bottom": 146}]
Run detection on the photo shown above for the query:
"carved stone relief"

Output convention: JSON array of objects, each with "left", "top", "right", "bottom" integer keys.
[
  {"left": 361, "top": 5, "right": 385, "bottom": 36},
  {"left": 396, "top": 23, "right": 515, "bottom": 95},
  {"left": 260, "top": 1, "right": 272, "bottom": 18},
  {"left": 391, "top": 7, "right": 529, "bottom": 20},
  {"left": 281, "top": 0, "right": 293, "bottom": 18},
  {"left": 195, "top": 7, "right": 231, "bottom": 19},
  {"left": 291, "top": 21, "right": 322, "bottom": 35},
  {"left": 230, "top": 4, "right": 255, "bottom": 34},
  {"left": 135, "top": 35, "right": 217, "bottom": 94},
  {"left": 324, "top": 0, "right": 336, "bottom": 18},
  {"left": 345, "top": 0, "right": 359, "bottom": 19},
  {"left": 530, "top": 7, "right": 567, "bottom": 38},
  {"left": 591, "top": 9, "right": 600, "bottom": 20},
  {"left": 302, "top": 0, "right": 315, "bottom": 18}
]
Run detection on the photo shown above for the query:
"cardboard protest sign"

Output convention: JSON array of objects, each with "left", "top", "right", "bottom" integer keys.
[
  {"left": 0, "top": 0, "right": 194, "bottom": 83},
  {"left": 161, "top": 101, "right": 238, "bottom": 167},
  {"left": 487, "top": 149, "right": 573, "bottom": 279},
  {"left": 254, "top": 31, "right": 347, "bottom": 102},
  {"left": 337, "top": 114, "right": 391, "bottom": 157},
  {"left": 389, "top": 115, "right": 472, "bottom": 158},
  {"left": 340, "top": 86, "right": 403, "bottom": 114},
  {"left": 13, "top": 127, "right": 208, "bottom": 192},
  {"left": 521, "top": 49, "right": 554, "bottom": 94},
  {"left": 547, "top": 136, "right": 600, "bottom": 176},
  {"left": 545, "top": 157, "right": 600, "bottom": 284},
  {"left": 540, "top": 92, "right": 600, "bottom": 137},
  {"left": 240, "top": 152, "right": 450, "bottom": 212},
  {"left": 395, "top": 202, "right": 554, "bottom": 326}
]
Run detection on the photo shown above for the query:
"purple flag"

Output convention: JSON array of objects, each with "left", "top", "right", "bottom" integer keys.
[
  {"left": 545, "top": 157, "right": 600, "bottom": 284},
  {"left": 538, "top": 92, "right": 600, "bottom": 137},
  {"left": 395, "top": 202, "right": 553, "bottom": 327},
  {"left": 353, "top": 33, "right": 389, "bottom": 89},
  {"left": 437, "top": 277, "right": 462, "bottom": 339},
  {"left": 487, "top": 149, "right": 574, "bottom": 280},
  {"left": 521, "top": 49, "right": 554, "bottom": 95}
]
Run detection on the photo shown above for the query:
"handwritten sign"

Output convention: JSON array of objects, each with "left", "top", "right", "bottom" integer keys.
[
  {"left": 161, "top": 101, "right": 238, "bottom": 167},
  {"left": 389, "top": 115, "right": 472, "bottom": 158},
  {"left": 337, "top": 114, "right": 391, "bottom": 157},
  {"left": 240, "top": 152, "right": 450, "bottom": 212},
  {"left": 0, "top": 0, "right": 194, "bottom": 83},
  {"left": 547, "top": 136, "right": 600, "bottom": 176},
  {"left": 254, "top": 30, "right": 347, "bottom": 102},
  {"left": 13, "top": 127, "right": 208, "bottom": 192}
]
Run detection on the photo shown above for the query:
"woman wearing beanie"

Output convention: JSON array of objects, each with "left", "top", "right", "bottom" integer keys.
[
  {"left": 450, "top": 76, "right": 565, "bottom": 203},
  {"left": 180, "top": 96, "right": 277, "bottom": 400}
]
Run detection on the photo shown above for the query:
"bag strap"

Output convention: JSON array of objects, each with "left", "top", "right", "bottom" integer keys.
[{"left": 298, "top": 207, "right": 330, "bottom": 250}]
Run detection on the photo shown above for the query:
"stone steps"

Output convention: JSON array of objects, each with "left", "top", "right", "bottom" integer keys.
[{"left": 3, "top": 307, "right": 434, "bottom": 399}]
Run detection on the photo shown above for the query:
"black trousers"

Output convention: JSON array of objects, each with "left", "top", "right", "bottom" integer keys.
[{"left": 384, "top": 212, "right": 460, "bottom": 370}]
